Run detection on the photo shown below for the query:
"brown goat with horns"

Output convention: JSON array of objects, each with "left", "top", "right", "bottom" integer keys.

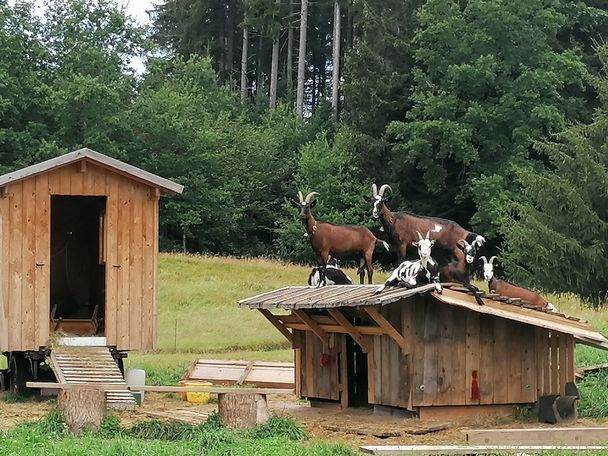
[{"left": 293, "top": 191, "right": 389, "bottom": 284}]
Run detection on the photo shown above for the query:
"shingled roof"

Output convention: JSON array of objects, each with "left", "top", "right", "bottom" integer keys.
[
  {"left": 239, "top": 284, "right": 608, "bottom": 351},
  {"left": 0, "top": 148, "right": 184, "bottom": 194}
]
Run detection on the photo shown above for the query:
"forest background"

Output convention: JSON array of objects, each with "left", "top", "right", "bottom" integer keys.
[{"left": 1, "top": 0, "right": 607, "bottom": 303}]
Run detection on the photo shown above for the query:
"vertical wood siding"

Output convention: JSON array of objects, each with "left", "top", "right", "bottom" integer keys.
[{"left": 0, "top": 161, "right": 159, "bottom": 352}]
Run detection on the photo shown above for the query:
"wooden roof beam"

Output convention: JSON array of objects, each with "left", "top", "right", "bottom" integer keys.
[
  {"left": 283, "top": 322, "right": 384, "bottom": 336},
  {"left": 328, "top": 309, "right": 370, "bottom": 353},
  {"left": 293, "top": 310, "right": 330, "bottom": 346},
  {"left": 364, "top": 306, "right": 408, "bottom": 354},
  {"left": 258, "top": 309, "right": 293, "bottom": 345}
]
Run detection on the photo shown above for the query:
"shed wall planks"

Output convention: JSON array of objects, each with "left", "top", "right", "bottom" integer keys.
[{"left": 0, "top": 161, "right": 160, "bottom": 352}]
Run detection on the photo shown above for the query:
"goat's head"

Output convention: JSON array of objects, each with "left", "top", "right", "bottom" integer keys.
[
  {"left": 412, "top": 230, "right": 434, "bottom": 261},
  {"left": 456, "top": 239, "right": 481, "bottom": 264},
  {"left": 291, "top": 191, "right": 318, "bottom": 222},
  {"left": 371, "top": 184, "right": 392, "bottom": 219},
  {"left": 479, "top": 256, "right": 496, "bottom": 281}
]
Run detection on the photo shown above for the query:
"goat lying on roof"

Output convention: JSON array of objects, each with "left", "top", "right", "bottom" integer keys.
[
  {"left": 375, "top": 231, "right": 442, "bottom": 294},
  {"left": 308, "top": 257, "right": 353, "bottom": 286},
  {"left": 481, "top": 256, "right": 556, "bottom": 312},
  {"left": 293, "top": 191, "right": 389, "bottom": 284},
  {"left": 372, "top": 184, "right": 485, "bottom": 265}
]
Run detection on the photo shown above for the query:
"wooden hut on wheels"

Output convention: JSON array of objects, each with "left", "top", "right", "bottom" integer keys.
[
  {"left": 0, "top": 148, "right": 183, "bottom": 396},
  {"left": 239, "top": 284, "right": 608, "bottom": 420}
]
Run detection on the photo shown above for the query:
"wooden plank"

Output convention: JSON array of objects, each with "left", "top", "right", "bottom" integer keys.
[
  {"left": 364, "top": 306, "right": 407, "bottom": 353},
  {"left": 26, "top": 382, "right": 293, "bottom": 394},
  {"left": 71, "top": 162, "right": 84, "bottom": 195},
  {"left": 328, "top": 309, "right": 369, "bottom": 352},
  {"left": 48, "top": 168, "right": 61, "bottom": 195},
  {"left": 464, "top": 306, "right": 480, "bottom": 405},
  {"left": 116, "top": 178, "right": 131, "bottom": 350},
  {"left": 152, "top": 192, "right": 159, "bottom": 350},
  {"left": 141, "top": 194, "right": 155, "bottom": 349},
  {"left": 294, "top": 310, "right": 329, "bottom": 346},
  {"left": 366, "top": 335, "right": 375, "bottom": 405},
  {"left": 464, "top": 427, "right": 608, "bottom": 446},
  {"left": 58, "top": 165, "right": 71, "bottom": 194},
  {"left": 105, "top": 177, "right": 118, "bottom": 345},
  {"left": 22, "top": 177, "right": 36, "bottom": 348},
  {"left": 129, "top": 183, "right": 143, "bottom": 350},
  {"left": 359, "top": 444, "right": 608, "bottom": 455},
  {"left": 450, "top": 307, "right": 467, "bottom": 406},
  {"left": 506, "top": 321, "right": 522, "bottom": 404},
  {"left": 435, "top": 303, "right": 454, "bottom": 404},
  {"left": 294, "top": 344, "right": 302, "bottom": 398},
  {"left": 520, "top": 324, "right": 536, "bottom": 403},
  {"left": 421, "top": 298, "right": 438, "bottom": 405},
  {"left": 566, "top": 335, "right": 575, "bottom": 384},
  {"left": 492, "top": 317, "right": 508, "bottom": 403},
  {"left": 411, "top": 296, "right": 426, "bottom": 406},
  {"left": 34, "top": 174, "right": 50, "bottom": 349},
  {"left": 0, "top": 194, "right": 9, "bottom": 350},
  {"left": 478, "top": 315, "right": 494, "bottom": 404},
  {"left": 8, "top": 183, "right": 23, "bottom": 350},
  {"left": 259, "top": 309, "right": 293, "bottom": 344},
  {"left": 304, "top": 331, "right": 314, "bottom": 396},
  {"left": 558, "top": 331, "right": 568, "bottom": 395},
  {"left": 550, "top": 331, "right": 559, "bottom": 394}
]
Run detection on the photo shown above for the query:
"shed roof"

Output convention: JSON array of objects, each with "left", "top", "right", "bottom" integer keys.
[
  {"left": 238, "top": 284, "right": 608, "bottom": 351},
  {"left": 0, "top": 148, "right": 184, "bottom": 194}
]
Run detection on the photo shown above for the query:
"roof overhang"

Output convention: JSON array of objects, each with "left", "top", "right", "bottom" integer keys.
[{"left": 0, "top": 148, "right": 184, "bottom": 195}]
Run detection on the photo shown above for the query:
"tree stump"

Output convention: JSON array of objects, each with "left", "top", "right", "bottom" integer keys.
[
  {"left": 218, "top": 393, "right": 269, "bottom": 429},
  {"left": 58, "top": 387, "right": 106, "bottom": 434}
]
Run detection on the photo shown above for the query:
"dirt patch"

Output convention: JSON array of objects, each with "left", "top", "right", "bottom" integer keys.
[{"left": 0, "top": 394, "right": 54, "bottom": 430}]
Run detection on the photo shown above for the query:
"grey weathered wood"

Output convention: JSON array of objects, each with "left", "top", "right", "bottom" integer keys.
[
  {"left": 0, "top": 148, "right": 183, "bottom": 194},
  {"left": 360, "top": 445, "right": 608, "bottom": 455},
  {"left": 464, "top": 427, "right": 608, "bottom": 446}
]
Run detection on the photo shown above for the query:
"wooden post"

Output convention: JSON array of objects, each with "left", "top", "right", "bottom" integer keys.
[
  {"left": 218, "top": 393, "right": 270, "bottom": 429},
  {"left": 58, "top": 387, "right": 106, "bottom": 434}
]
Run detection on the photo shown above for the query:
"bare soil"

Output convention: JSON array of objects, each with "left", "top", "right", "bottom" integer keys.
[{"left": 2, "top": 391, "right": 607, "bottom": 447}]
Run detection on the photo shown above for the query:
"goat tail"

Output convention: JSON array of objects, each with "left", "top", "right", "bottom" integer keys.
[{"left": 376, "top": 239, "right": 390, "bottom": 251}]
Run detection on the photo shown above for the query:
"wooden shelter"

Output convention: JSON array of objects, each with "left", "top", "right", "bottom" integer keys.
[
  {"left": 239, "top": 284, "right": 608, "bottom": 419},
  {"left": 0, "top": 148, "right": 183, "bottom": 356}
]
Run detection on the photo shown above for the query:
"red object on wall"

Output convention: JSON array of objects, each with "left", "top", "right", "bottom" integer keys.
[
  {"left": 320, "top": 353, "right": 333, "bottom": 367},
  {"left": 471, "top": 370, "right": 480, "bottom": 402}
]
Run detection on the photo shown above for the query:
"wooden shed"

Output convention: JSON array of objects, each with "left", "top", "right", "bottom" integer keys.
[
  {"left": 0, "top": 148, "right": 183, "bottom": 357},
  {"left": 239, "top": 284, "right": 608, "bottom": 419}
]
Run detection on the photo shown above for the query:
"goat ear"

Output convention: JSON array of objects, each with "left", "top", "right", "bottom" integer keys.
[
  {"left": 309, "top": 200, "right": 318, "bottom": 209},
  {"left": 412, "top": 240, "right": 419, "bottom": 247}
]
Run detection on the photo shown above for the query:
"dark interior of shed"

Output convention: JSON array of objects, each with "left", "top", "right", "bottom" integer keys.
[{"left": 50, "top": 195, "right": 106, "bottom": 335}]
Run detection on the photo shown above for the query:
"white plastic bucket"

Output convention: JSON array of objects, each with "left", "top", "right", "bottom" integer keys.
[{"left": 125, "top": 368, "right": 146, "bottom": 405}]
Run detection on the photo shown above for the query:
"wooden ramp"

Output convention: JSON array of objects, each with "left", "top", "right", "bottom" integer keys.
[
  {"left": 181, "top": 359, "right": 294, "bottom": 389},
  {"left": 50, "top": 346, "right": 137, "bottom": 410}
]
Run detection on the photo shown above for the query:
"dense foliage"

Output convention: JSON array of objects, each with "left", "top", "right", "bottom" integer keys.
[{"left": 1, "top": 0, "right": 607, "bottom": 301}]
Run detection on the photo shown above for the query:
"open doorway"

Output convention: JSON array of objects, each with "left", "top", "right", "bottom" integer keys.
[
  {"left": 346, "top": 334, "right": 369, "bottom": 407},
  {"left": 50, "top": 196, "right": 106, "bottom": 336}
]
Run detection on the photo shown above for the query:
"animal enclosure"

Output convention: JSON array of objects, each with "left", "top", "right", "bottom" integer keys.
[
  {"left": 0, "top": 148, "right": 183, "bottom": 353},
  {"left": 240, "top": 285, "right": 608, "bottom": 418}
]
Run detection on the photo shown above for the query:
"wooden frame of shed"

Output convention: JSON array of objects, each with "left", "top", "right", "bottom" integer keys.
[
  {"left": 0, "top": 148, "right": 183, "bottom": 354},
  {"left": 239, "top": 284, "right": 608, "bottom": 419}
]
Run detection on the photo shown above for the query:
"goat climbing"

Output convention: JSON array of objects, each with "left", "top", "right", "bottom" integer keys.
[
  {"left": 480, "top": 256, "right": 556, "bottom": 311},
  {"left": 293, "top": 191, "right": 388, "bottom": 284},
  {"left": 308, "top": 257, "right": 353, "bottom": 286},
  {"left": 375, "top": 231, "right": 441, "bottom": 294},
  {"left": 371, "top": 184, "right": 485, "bottom": 264}
]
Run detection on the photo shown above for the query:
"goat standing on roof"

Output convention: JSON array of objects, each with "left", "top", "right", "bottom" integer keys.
[
  {"left": 481, "top": 256, "right": 556, "bottom": 312},
  {"left": 371, "top": 184, "right": 485, "bottom": 265},
  {"left": 308, "top": 257, "right": 353, "bottom": 286},
  {"left": 375, "top": 231, "right": 442, "bottom": 294},
  {"left": 293, "top": 191, "right": 389, "bottom": 285}
]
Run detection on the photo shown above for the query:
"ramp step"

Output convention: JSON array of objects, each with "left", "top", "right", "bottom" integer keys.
[{"left": 50, "top": 346, "right": 137, "bottom": 409}]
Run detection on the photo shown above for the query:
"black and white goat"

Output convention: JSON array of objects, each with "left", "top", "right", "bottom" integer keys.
[
  {"left": 308, "top": 257, "right": 353, "bottom": 286},
  {"left": 375, "top": 231, "right": 441, "bottom": 294}
]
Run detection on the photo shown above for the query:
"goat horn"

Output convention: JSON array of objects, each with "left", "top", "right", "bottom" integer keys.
[
  {"left": 379, "top": 184, "right": 392, "bottom": 197},
  {"left": 489, "top": 256, "right": 497, "bottom": 264},
  {"left": 372, "top": 184, "right": 378, "bottom": 197},
  {"left": 304, "top": 192, "right": 319, "bottom": 204},
  {"left": 425, "top": 230, "right": 430, "bottom": 240},
  {"left": 479, "top": 256, "right": 488, "bottom": 264},
  {"left": 416, "top": 231, "right": 423, "bottom": 240},
  {"left": 298, "top": 191, "right": 304, "bottom": 204}
]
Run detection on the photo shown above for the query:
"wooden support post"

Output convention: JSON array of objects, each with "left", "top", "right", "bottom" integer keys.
[
  {"left": 58, "top": 387, "right": 106, "bottom": 434},
  {"left": 258, "top": 309, "right": 293, "bottom": 344},
  {"left": 328, "top": 309, "right": 369, "bottom": 352},
  {"left": 364, "top": 306, "right": 408, "bottom": 353},
  {"left": 218, "top": 392, "right": 269, "bottom": 429},
  {"left": 293, "top": 310, "right": 329, "bottom": 346}
]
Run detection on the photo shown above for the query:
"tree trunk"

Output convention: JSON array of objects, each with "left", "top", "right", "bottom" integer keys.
[
  {"left": 58, "top": 388, "right": 106, "bottom": 434},
  {"left": 256, "top": 35, "right": 263, "bottom": 97},
  {"left": 218, "top": 393, "right": 270, "bottom": 429},
  {"left": 269, "top": 0, "right": 281, "bottom": 110},
  {"left": 331, "top": 0, "right": 341, "bottom": 119},
  {"left": 240, "top": 24, "right": 248, "bottom": 103},
  {"left": 286, "top": 1, "right": 294, "bottom": 94},
  {"left": 226, "top": 0, "right": 234, "bottom": 83},
  {"left": 296, "top": 0, "right": 308, "bottom": 118},
  {"left": 346, "top": 0, "right": 353, "bottom": 50}
]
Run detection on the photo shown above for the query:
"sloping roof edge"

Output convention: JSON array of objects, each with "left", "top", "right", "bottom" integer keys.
[{"left": 0, "top": 148, "right": 184, "bottom": 194}]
